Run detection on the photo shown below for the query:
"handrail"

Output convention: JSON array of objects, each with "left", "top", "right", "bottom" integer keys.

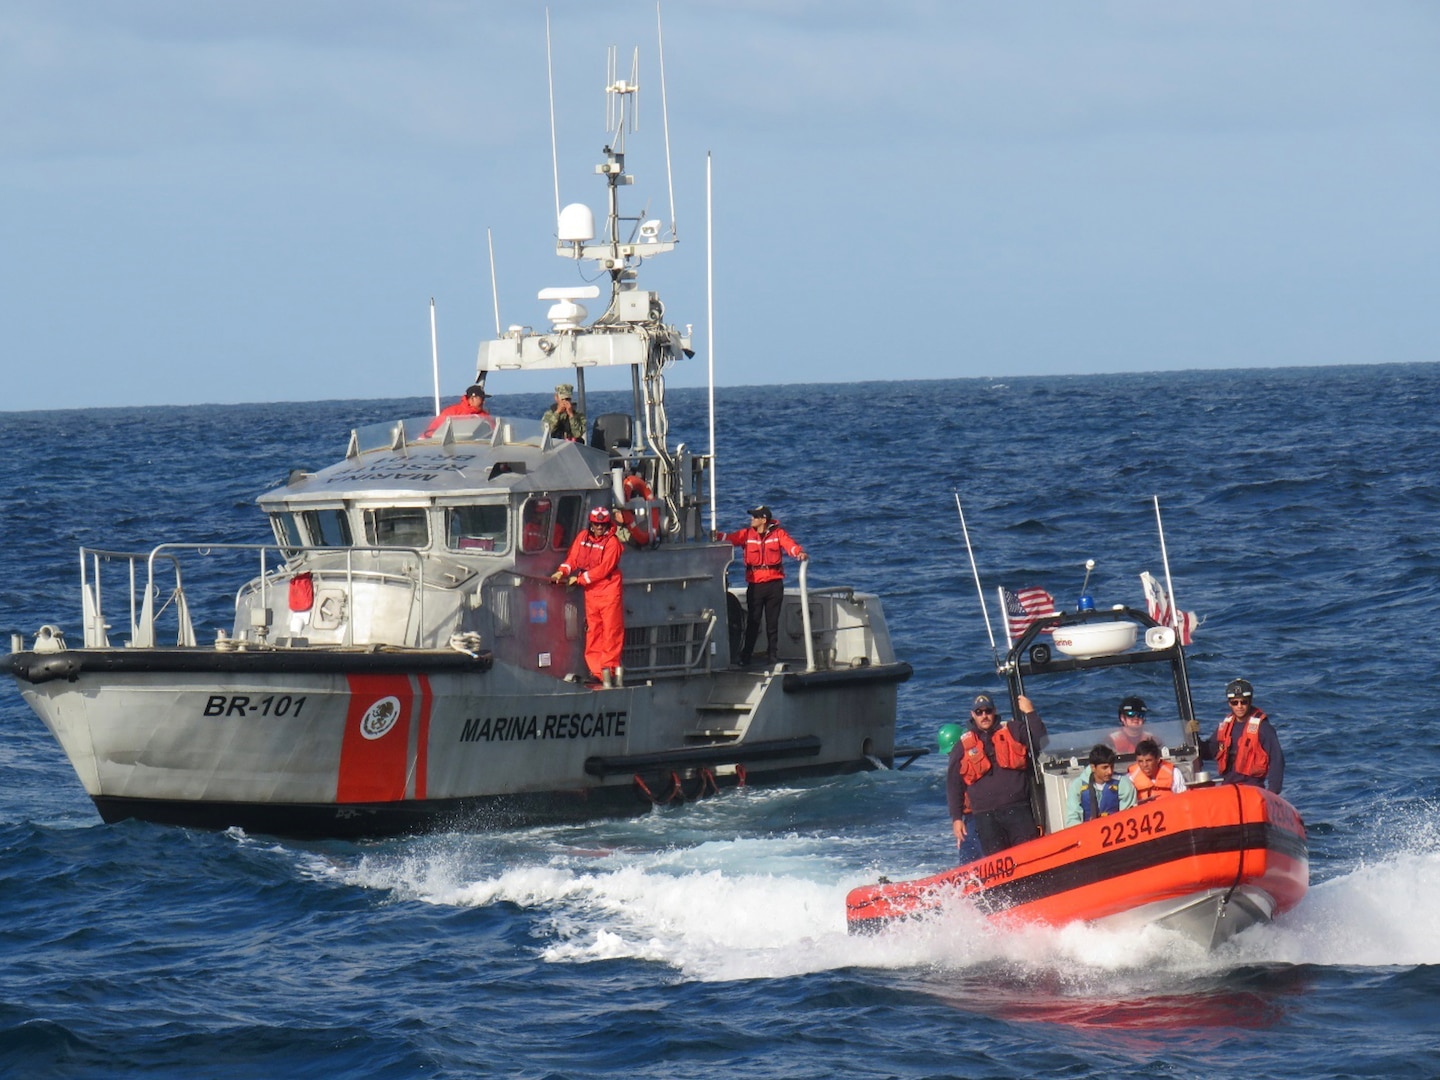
[
  {"left": 78, "top": 542, "right": 430, "bottom": 649},
  {"left": 79, "top": 547, "right": 188, "bottom": 647},
  {"left": 147, "top": 542, "right": 427, "bottom": 648},
  {"left": 799, "top": 558, "right": 815, "bottom": 673}
]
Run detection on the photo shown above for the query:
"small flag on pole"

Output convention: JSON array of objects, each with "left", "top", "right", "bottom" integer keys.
[
  {"left": 1140, "top": 571, "right": 1200, "bottom": 645},
  {"left": 1001, "top": 586, "right": 1056, "bottom": 640}
]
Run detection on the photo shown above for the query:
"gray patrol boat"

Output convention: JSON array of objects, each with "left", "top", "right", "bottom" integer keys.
[{"left": 7, "top": 50, "right": 912, "bottom": 838}]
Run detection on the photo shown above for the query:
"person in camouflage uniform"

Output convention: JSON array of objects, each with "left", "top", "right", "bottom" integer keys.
[{"left": 541, "top": 383, "right": 586, "bottom": 443}]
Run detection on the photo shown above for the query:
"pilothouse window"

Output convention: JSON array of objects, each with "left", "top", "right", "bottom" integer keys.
[
  {"left": 448, "top": 505, "right": 510, "bottom": 554},
  {"left": 302, "top": 509, "right": 352, "bottom": 547},
  {"left": 554, "top": 495, "right": 582, "bottom": 551},
  {"left": 520, "top": 498, "right": 554, "bottom": 554},
  {"left": 363, "top": 508, "right": 429, "bottom": 549},
  {"left": 271, "top": 513, "right": 303, "bottom": 551}
]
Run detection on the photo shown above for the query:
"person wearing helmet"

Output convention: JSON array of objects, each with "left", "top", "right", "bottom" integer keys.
[
  {"left": 1199, "top": 678, "right": 1285, "bottom": 793},
  {"left": 946, "top": 692, "right": 1047, "bottom": 857},
  {"left": 1108, "top": 695, "right": 1152, "bottom": 755},
  {"left": 717, "top": 504, "right": 807, "bottom": 667},
  {"left": 551, "top": 505, "right": 625, "bottom": 687}
]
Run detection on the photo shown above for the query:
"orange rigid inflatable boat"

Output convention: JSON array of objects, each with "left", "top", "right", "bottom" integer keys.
[
  {"left": 846, "top": 782, "right": 1308, "bottom": 946},
  {"left": 846, "top": 516, "right": 1309, "bottom": 948}
]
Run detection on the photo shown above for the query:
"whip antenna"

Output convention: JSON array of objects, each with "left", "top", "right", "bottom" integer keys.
[
  {"left": 487, "top": 228, "right": 501, "bottom": 338},
  {"left": 956, "top": 493, "right": 999, "bottom": 666},
  {"left": 706, "top": 152, "right": 717, "bottom": 532},
  {"left": 546, "top": 9, "right": 561, "bottom": 228},
  {"left": 429, "top": 298, "right": 440, "bottom": 415},
  {"left": 657, "top": 2, "right": 678, "bottom": 240},
  {"left": 1153, "top": 495, "right": 1182, "bottom": 637}
]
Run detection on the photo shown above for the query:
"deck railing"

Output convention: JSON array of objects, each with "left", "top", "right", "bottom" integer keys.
[{"left": 79, "top": 543, "right": 428, "bottom": 649}]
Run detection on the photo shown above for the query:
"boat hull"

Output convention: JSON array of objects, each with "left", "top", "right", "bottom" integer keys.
[
  {"left": 845, "top": 784, "right": 1307, "bottom": 948},
  {"left": 9, "top": 647, "right": 910, "bottom": 838}
]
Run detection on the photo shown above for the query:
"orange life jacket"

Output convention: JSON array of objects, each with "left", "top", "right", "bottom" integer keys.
[
  {"left": 1127, "top": 760, "right": 1176, "bottom": 803},
  {"left": 618, "top": 474, "right": 659, "bottom": 546},
  {"left": 957, "top": 723, "right": 1029, "bottom": 785},
  {"left": 1215, "top": 710, "right": 1270, "bottom": 780}
]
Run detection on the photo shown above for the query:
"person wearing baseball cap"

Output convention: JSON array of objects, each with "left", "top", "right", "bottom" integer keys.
[
  {"left": 717, "top": 503, "right": 807, "bottom": 668},
  {"left": 945, "top": 691, "right": 1047, "bottom": 858},
  {"left": 421, "top": 383, "right": 491, "bottom": 438}
]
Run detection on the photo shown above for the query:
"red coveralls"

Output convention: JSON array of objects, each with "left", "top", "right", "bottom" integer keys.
[{"left": 556, "top": 526, "right": 625, "bottom": 679}]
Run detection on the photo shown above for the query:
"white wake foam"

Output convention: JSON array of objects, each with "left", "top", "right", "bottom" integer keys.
[{"left": 286, "top": 807, "right": 1440, "bottom": 982}]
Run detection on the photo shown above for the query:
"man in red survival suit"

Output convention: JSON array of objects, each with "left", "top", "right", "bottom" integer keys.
[
  {"left": 551, "top": 506, "right": 626, "bottom": 688},
  {"left": 718, "top": 504, "right": 807, "bottom": 667}
]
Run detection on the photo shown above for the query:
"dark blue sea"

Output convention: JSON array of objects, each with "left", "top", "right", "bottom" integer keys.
[{"left": 3, "top": 365, "right": 1439, "bottom": 1079}]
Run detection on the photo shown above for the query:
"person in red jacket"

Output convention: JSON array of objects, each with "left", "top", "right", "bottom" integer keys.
[
  {"left": 422, "top": 384, "right": 491, "bottom": 438},
  {"left": 551, "top": 506, "right": 626, "bottom": 688},
  {"left": 719, "top": 504, "right": 807, "bottom": 667}
]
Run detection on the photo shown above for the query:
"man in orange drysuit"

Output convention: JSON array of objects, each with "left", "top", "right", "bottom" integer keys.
[{"left": 551, "top": 506, "right": 626, "bottom": 688}]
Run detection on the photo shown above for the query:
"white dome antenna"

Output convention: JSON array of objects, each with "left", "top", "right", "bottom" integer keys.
[{"left": 558, "top": 203, "right": 595, "bottom": 244}]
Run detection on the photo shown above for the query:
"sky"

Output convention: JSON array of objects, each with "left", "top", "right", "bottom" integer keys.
[{"left": 3, "top": 1, "right": 1438, "bottom": 411}]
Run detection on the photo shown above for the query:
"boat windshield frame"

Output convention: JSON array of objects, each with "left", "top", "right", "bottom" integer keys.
[{"left": 998, "top": 603, "right": 1201, "bottom": 769}]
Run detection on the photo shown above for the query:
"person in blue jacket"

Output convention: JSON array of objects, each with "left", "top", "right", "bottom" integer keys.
[{"left": 1064, "top": 743, "right": 1137, "bottom": 826}]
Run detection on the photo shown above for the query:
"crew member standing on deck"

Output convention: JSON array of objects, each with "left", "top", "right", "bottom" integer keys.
[
  {"left": 947, "top": 693, "right": 1047, "bottom": 856},
  {"left": 719, "top": 505, "right": 807, "bottom": 667},
  {"left": 551, "top": 506, "right": 625, "bottom": 688},
  {"left": 1200, "top": 678, "right": 1285, "bottom": 793}
]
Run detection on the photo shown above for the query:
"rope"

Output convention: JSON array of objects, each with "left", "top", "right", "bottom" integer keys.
[{"left": 448, "top": 631, "right": 484, "bottom": 657}]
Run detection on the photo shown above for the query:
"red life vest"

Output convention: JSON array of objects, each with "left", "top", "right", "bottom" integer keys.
[
  {"left": 1128, "top": 760, "right": 1176, "bottom": 803},
  {"left": 723, "top": 524, "right": 804, "bottom": 584},
  {"left": 957, "top": 723, "right": 1029, "bottom": 785},
  {"left": 1215, "top": 710, "right": 1270, "bottom": 780}
]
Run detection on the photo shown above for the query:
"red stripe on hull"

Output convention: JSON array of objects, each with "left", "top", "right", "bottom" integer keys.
[
  {"left": 337, "top": 674, "right": 415, "bottom": 803},
  {"left": 414, "top": 675, "right": 432, "bottom": 801}
]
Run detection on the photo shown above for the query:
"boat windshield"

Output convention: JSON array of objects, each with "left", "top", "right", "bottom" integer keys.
[
  {"left": 348, "top": 416, "right": 554, "bottom": 454},
  {"left": 1040, "top": 719, "right": 1191, "bottom": 760}
]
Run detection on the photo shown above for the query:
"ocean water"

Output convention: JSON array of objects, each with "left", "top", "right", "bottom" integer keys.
[{"left": 3, "top": 364, "right": 1439, "bottom": 1078}]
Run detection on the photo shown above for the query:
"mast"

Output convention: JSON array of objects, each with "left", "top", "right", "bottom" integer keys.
[{"left": 473, "top": 20, "right": 702, "bottom": 539}]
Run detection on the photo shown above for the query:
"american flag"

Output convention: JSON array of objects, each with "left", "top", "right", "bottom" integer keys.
[
  {"left": 1140, "top": 571, "right": 1200, "bottom": 645},
  {"left": 1001, "top": 586, "right": 1056, "bottom": 640}
]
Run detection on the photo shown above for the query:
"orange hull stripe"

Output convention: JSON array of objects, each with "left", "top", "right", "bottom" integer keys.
[{"left": 847, "top": 785, "right": 1307, "bottom": 926}]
